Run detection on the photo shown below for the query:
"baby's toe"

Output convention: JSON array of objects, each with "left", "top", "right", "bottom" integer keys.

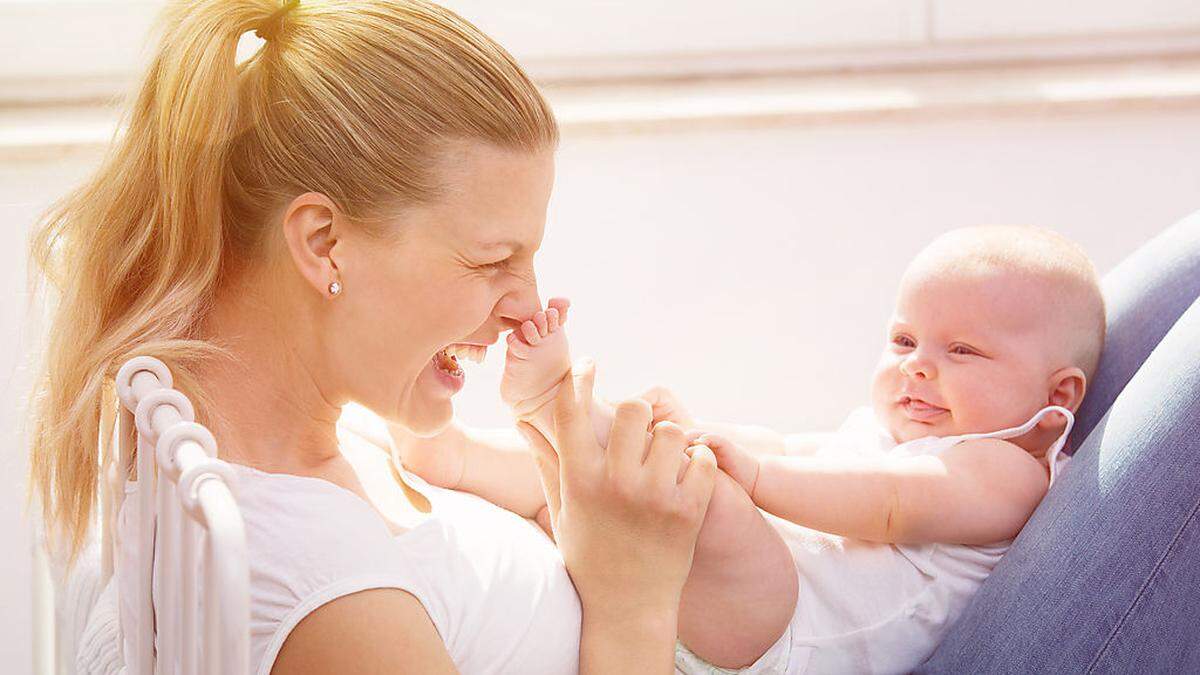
[
  {"left": 548, "top": 297, "right": 570, "bottom": 324},
  {"left": 506, "top": 331, "right": 531, "bottom": 358},
  {"left": 533, "top": 311, "right": 549, "bottom": 336},
  {"left": 545, "top": 307, "right": 560, "bottom": 332},
  {"left": 521, "top": 320, "right": 541, "bottom": 345}
]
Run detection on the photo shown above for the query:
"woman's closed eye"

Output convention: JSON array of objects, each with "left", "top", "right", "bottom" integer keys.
[{"left": 476, "top": 258, "right": 510, "bottom": 272}]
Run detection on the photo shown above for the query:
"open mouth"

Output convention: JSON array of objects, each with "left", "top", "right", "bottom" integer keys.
[{"left": 433, "top": 343, "right": 487, "bottom": 377}]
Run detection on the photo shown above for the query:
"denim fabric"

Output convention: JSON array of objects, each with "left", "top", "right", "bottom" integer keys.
[
  {"left": 918, "top": 214, "right": 1200, "bottom": 673},
  {"left": 1069, "top": 212, "right": 1200, "bottom": 452}
]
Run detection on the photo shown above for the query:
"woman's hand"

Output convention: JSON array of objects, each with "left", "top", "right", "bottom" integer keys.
[
  {"left": 635, "top": 385, "right": 697, "bottom": 430},
  {"left": 518, "top": 359, "right": 718, "bottom": 674}
]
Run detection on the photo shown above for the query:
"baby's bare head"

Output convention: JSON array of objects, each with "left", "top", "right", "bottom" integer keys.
[
  {"left": 908, "top": 226, "right": 1106, "bottom": 383},
  {"left": 871, "top": 225, "right": 1105, "bottom": 444}
]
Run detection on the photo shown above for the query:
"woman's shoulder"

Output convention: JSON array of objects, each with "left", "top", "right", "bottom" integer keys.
[
  {"left": 229, "top": 464, "right": 448, "bottom": 675},
  {"left": 232, "top": 462, "right": 410, "bottom": 576}
]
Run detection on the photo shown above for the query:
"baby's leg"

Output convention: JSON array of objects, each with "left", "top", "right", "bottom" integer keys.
[
  {"left": 501, "top": 299, "right": 610, "bottom": 446},
  {"left": 678, "top": 468, "right": 798, "bottom": 668},
  {"left": 500, "top": 298, "right": 572, "bottom": 420},
  {"left": 503, "top": 307, "right": 797, "bottom": 667}
]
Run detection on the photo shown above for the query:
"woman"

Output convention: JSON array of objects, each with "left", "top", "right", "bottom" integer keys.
[{"left": 28, "top": 0, "right": 718, "bottom": 672}]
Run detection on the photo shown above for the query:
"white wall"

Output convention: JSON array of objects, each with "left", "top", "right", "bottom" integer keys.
[{"left": 449, "top": 109, "right": 1200, "bottom": 433}]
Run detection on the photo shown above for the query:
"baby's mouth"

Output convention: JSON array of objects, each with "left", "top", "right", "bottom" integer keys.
[{"left": 898, "top": 395, "right": 949, "bottom": 421}]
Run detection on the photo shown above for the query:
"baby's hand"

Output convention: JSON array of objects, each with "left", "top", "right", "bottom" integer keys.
[
  {"left": 636, "top": 385, "right": 697, "bottom": 430},
  {"left": 688, "top": 431, "right": 760, "bottom": 498},
  {"left": 500, "top": 297, "right": 572, "bottom": 420}
]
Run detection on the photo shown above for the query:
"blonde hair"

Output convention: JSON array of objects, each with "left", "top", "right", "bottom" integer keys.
[
  {"left": 27, "top": 0, "right": 558, "bottom": 566},
  {"left": 908, "top": 225, "right": 1107, "bottom": 383}
]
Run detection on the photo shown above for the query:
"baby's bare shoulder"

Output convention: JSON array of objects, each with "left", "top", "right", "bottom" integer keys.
[{"left": 942, "top": 437, "right": 1048, "bottom": 491}]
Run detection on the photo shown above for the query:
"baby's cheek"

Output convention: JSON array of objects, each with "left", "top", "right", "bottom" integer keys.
[{"left": 951, "top": 387, "right": 1010, "bottom": 433}]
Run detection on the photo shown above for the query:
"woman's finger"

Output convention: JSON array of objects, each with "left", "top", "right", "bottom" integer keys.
[
  {"left": 678, "top": 443, "right": 718, "bottom": 514},
  {"left": 517, "top": 421, "right": 562, "bottom": 520},
  {"left": 645, "top": 421, "right": 688, "bottom": 491},
  {"left": 608, "top": 398, "right": 655, "bottom": 479},
  {"left": 552, "top": 358, "right": 598, "bottom": 466}
]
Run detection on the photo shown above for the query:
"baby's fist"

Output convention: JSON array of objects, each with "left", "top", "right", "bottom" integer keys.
[{"left": 687, "top": 431, "right": 760, "bottom": 498}]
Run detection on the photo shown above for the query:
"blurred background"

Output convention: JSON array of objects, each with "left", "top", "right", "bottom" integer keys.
[{"left": 3, "top": 0, "right": 1200, "bottom": 670}]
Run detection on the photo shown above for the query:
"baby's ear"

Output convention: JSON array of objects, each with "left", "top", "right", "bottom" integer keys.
[{"left": 1045, "top": 366, "right": 1087, "bottom": 414}]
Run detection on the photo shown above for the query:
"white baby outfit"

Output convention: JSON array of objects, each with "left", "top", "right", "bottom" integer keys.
[
  {"left": 676, "top": 405, "right": 1075, "bottom": 675},
  {"left": 116, "top": 422, "right": 582, "bottom": 675}
]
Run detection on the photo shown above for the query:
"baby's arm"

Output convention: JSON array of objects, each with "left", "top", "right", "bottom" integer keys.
[
  {"left": 389, "top": 420, "right": 552, "bottom": 529},
  {"left": 637, "top": 386, "right": 834, "bottom": 458},
  {"left": 700, "top": 433, "right": 1050, "bottom": 544}
]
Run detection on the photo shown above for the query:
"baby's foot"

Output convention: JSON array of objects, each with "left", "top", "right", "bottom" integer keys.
[{"left": 501, "top": 298, "right": 572, "bottom": 421}]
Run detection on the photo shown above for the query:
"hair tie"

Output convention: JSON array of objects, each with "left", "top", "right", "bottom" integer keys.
[{"left": 254, "top": 0, "right": 300, "bottom": 42}]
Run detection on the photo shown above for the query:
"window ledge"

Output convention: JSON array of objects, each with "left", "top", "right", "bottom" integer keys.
[{"left": 4, "top": 54, "right": 1200, "bottom": 162}]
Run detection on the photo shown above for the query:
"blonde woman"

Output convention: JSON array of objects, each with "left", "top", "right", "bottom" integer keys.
[{"left": 27, "top": 1, "right": 720, "bottom": 672}]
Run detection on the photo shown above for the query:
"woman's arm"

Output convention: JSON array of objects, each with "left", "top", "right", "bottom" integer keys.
[
  {"left": 705, "top": 434, "right": 1049, "bottom": 544},
  {"left": 272, "top": 588, "right": 457, "bottom": 674}
]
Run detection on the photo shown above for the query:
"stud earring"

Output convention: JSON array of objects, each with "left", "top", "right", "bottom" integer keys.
[{"left": 328, "top": 280, "right": 342, "bottom": 296}]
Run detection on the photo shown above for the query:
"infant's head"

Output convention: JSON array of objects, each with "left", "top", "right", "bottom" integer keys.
[{"left": 870, "top": 225, "right": 1105, "bottom": 450}]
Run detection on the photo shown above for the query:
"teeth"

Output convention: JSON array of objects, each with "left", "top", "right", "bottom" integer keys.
[
  {"left": 444, "top": 344, "right": 486, "bottom": 365},
  {"left": 435, "top": 349, "right": 461, "bottom": 375}
]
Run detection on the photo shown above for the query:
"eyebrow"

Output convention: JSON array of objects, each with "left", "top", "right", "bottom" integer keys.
[{"left": 889, "top": 321, "right": 993, "bottom": 346}]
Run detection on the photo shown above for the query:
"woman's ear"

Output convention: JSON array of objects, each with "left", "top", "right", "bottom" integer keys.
[{"left": 279, "top": 192, "right": 342, "bottom": 298}]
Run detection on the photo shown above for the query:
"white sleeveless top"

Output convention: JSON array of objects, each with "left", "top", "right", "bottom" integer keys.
[
  {"left": 768, "top": 405, "right": 1075, "bottom": 674},
  {"left": 116, "top": 421, "right": 582, "bottom": 675}
]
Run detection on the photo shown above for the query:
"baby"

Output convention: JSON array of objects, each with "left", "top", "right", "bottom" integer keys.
[{"left": 392, "top": 224, "right": 1106, "bottom": 673}]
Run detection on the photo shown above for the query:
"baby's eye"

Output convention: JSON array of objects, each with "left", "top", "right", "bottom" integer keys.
[
  {"left": 891, "top": 334, "right": 915, "bottom": 348},
  {"left": 949, "top": 344, "right": 976, "bottom": 356}
]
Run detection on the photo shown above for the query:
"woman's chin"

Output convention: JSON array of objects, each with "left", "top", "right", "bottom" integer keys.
[
  {"left": 411, "top": 415, "right": 454, "bottom": 438},
  {"left": 397, "top": 399, "right": 455, "bottom": 437},
  {"left": 399, "top": 365, "right": 460, "bottom": 436}
]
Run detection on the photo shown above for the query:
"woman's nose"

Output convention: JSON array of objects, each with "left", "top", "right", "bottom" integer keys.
[{"left": 495, "top": 275, "right": 542, "bottom": 330}]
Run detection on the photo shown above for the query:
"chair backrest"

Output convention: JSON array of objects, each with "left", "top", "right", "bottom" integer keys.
[{"left": 101, "top": 356, "right": 250, "bottom": 675}]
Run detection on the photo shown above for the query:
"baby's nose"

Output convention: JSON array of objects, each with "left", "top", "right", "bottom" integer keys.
[{"left": 900, "top": 354, "right": 935, "bottom": 379}]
